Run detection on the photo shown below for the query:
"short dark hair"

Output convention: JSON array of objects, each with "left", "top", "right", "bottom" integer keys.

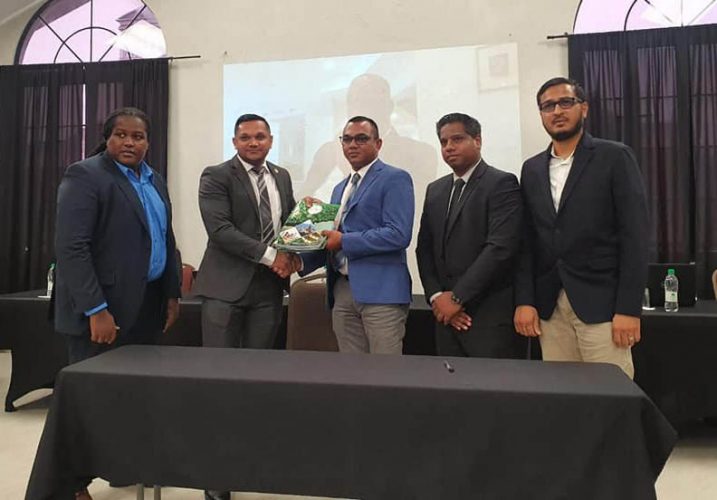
[
  {"left": 435, "top": 113, "right": 481, "bottom": 138},
  {"left": 234, "top": 114, "right": 271, "bottom": 134},
  {"left": 536, "top": 77, "right": 587, "bottom": 105},
  {"left": 345, "top": 115, "right": 380, "bottom": 138},
  {"left": 91, "top": 107, "right": 151, "bottom": 156}
]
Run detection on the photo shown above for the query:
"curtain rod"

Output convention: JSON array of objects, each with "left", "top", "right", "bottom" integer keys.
[
  {"left": 546, "top": 33, "right": 571, "bottom": 40},
  {"left": 166, "top": 55, "right": 201, "bottom": 61}
]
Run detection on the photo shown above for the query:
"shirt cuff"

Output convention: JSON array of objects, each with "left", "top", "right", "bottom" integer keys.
[
  {"left": 260, "top": 246, "right": 277, "bottom": 267},
  {"left": 84, "top": 302, "right": 108, "bottom": 316},
  {"left": 429, "top": 292, "right": 442, "bottom": 304}
]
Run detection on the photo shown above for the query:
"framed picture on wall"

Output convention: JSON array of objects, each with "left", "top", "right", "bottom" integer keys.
[{"left": 477, "top": 44, "right": 519, "bottom": 90}]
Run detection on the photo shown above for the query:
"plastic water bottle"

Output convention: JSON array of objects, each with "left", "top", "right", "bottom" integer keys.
[
  {"left": 664, "top": 268, "right": 679, "bottom": 312},
  {"left": 46, "top": 263, "right": 55, "bottom": 297}
]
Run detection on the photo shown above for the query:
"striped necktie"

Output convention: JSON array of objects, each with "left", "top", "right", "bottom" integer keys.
[{"left": 252, "top": 165, "right": 275, "bottom": 244}]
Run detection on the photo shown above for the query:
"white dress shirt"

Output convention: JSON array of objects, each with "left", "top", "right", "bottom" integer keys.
[
  {"left": 548, "top": 146, "right": 576, "bottom": 212},
  {"left": 237, "top": 155, "right": 283, "bottom": 267}
]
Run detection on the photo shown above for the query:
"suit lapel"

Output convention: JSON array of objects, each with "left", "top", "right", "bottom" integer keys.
[
  {"left": 332, "top": 175, "right": 350, "bottom": 205},
  {"left": 531, "top": 145, "right": 557, "bottom": 221},
  {"left": 267, "top": 161, "right": 290, "bottom": 219},
  {"left": 557, "top": 133, "right": 594, "bottom": 213},
  {"left": 150, "top": 169, "right": 171, "bottom": 221},
  {"left": 102, "top": 154, "right": 149, "bottom": 233},
  {"left": 434, "top": 175, "right": 453, "bottom": 246},
  {"left": 230, "top": 156, "right": 260, "bottom": 221},
  {"left": 343, "top": 160, "right": 383, "bottom": 218},
  {"left": 444, "top": 160, "right": 487, "bottom": 239}
]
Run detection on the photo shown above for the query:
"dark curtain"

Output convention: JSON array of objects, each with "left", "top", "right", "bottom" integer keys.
[
  {"left": 0, "top": 63, "right": 84, "bottom": 294},
  {"left": 0, "top": 59, "right": 169, "bottom": 293},
  {"left": 569, "top": 24, "right": 717, "bottom": 299},
  {"left": 85, "top": 59, "right": 169, "bottom": 177}
]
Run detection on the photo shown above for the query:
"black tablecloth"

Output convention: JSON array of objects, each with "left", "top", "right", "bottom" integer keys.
[
  {"left": 0, "top": 291, "right": 68, "bottom": 411},
  {"left": 26, "top": 346, "right": 675, "bottom": 500},
  {"left": 634, "top": 300, "right": 717, "bottom": 423},
  {"left": 0, "top": 290, "right": 431, "bottom": 411}
]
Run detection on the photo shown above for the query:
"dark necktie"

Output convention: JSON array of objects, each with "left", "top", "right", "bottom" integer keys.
[
  {"left": 252, "top": 166, "right": 274, "bottom": 244},
  {"left": 446, "top": 178, "right": 466, "bottom": 223}
]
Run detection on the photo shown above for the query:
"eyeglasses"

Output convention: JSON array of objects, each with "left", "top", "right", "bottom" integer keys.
[
  {"left": 538, "top": 97, "right": 584, "bottom": 113},
  {"left": 339, "top": 134, "right": 373, "bottom": 145}
]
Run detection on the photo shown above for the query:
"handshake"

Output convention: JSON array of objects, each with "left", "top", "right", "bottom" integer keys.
[{"left": 271, "top": 251, "right": 302, "bottom": 278}]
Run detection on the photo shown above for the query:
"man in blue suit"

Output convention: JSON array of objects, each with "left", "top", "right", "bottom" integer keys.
[{"left": 301, "top": 116, "right": 414, "bottom": 354}]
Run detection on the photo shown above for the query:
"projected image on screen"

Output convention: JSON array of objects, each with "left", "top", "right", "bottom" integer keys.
[{"left": 224, "top": 43, "right": 521, "bottom": 292}]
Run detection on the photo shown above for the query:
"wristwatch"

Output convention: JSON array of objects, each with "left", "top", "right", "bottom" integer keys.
[{"left": 450, "top": 293, "right": 462, "bottom": 305}]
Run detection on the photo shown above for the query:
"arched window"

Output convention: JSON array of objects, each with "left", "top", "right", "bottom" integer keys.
[
  {"left": 574, "top": 0, "right": 717, "bottom": 34},
  {"left": 16, "top": 0, "right": 166, "bottom": 64}
]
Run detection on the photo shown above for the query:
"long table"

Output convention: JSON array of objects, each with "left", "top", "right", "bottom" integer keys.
[
  {"left": 0, "top": 290, "right": 430, "bottom": 411},
  {"left": 26, "top": 346, "right": 676, "bottom": 500},
  {"left": 3, "top": 289, "right": 716, "bottom": 425},
  {"left": 633, "top": 300, "right": 717, "bottom": 424}
]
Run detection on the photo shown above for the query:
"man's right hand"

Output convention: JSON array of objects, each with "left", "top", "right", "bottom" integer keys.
[
  {"left": 514, "top": 305, "right": 541, "bottom": 337},
  {"left": 271, "top": 251, "right": 299, "bottom": 278},
  {"left": 89, "top": 309, "right": 118, "bottom": 344}
]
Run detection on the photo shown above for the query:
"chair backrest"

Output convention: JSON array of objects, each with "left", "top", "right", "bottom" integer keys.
[
  {"left": 287, "top": 273, "right": 337, "bottom": 351},
  {"left": 712, "top": 269, "right": 717, "bottom": 300},
  {"left": 181, "top": 263, "right": 196, "bottom": 297}
]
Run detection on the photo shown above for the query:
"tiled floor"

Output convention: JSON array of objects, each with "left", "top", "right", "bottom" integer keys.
[{"left": 1, "top": 350, "right": 716, "bottom": 499}]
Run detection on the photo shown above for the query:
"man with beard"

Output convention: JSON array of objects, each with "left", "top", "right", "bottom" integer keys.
[{"left": 513, "top": 77, "right": 648, "bottom": 378}]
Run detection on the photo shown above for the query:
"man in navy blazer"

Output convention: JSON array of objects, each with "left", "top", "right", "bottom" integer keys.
[
  {"left": 55, "top": 109, "right": 181, "bottom": 368},
  {"left": 301, "top": 116, "right": 414, "bottom": 354},
  {"left": 514, "top": 77, "right": 648, "bottom": 378}
]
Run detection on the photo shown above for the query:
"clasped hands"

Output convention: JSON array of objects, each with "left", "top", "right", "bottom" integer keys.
[
  {"left": 432, "top": 291, "right": 472, "bottom": 332},
  {"left": 271, "top": 251, "right": 302, "bottom": 278}
]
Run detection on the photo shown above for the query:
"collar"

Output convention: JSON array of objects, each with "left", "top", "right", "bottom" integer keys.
[
  {"left": 452, "top": 158, "right": 481, "bottom": 183},
  {"left": 550, "top": 145, "right": 576, "bottom": 162},
  {"left": 237, "top": 154, "right": 269, "bottom": 174},
  {"left": 349, "top": 157, "right": 379, "bottom": 180},
  {"left": 114, "top": 160, "right": 152, "bottom": 181}
]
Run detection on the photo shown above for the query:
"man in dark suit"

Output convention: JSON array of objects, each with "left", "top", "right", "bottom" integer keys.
[
  {"left": 55, "top": 107, "right": 181, "bottom": 363},
  {"left": 301, "top": 116, "right": 414, "bottom": 354},
  {"left": 416, "top": 113, "right": 523, "bottom": 357},
  {"left": 514, "top": 77, "right": 648, "bottom": 378},
  {"left": 194, "top": 114, "right": 298, "bottom": 352},
  {"left": 55, "top": 107, "right": 181, "bottom": 500}
]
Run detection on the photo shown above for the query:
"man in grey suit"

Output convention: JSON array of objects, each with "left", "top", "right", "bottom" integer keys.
[
  {"left": 194, "top": 114, "right": 299, "bottom": 500},
  {"left": 194, "top": 114, "right": 299, "bottom": 351},
  {"left": 416, "top": 113, "right": 523, "bottom": 357}
]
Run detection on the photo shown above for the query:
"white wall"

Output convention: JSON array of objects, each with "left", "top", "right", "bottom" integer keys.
[{"left": 0, "top": 0, "right": 578, "bottom": 287}]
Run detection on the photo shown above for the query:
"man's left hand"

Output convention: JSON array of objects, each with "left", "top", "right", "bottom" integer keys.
[
  {"left": 322, "top": 230, "right": 343, "bottom": 251},
  {"left": 449, "top": 311, "right": 472, "bottom": 332},
  {"left": 612, "top": 313, "right": 640, "bottom": 348},
  {"left": 164, "top": 298, "right": 180, "bottom": 333},
  {"left": 432, "top": 291, "right": 462, "bottom": 325}
]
